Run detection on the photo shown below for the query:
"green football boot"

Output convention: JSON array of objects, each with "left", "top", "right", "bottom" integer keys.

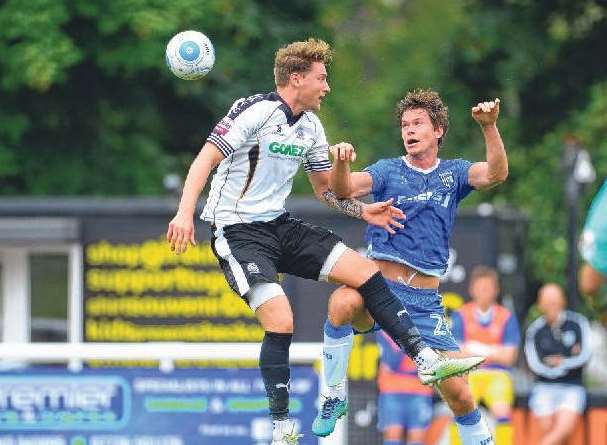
[
  {"left": 418, "top": 355, "right": 485, "bottom": 385},
  {"left": 312, "top": 397, "right": 348, "bottom": 437}
]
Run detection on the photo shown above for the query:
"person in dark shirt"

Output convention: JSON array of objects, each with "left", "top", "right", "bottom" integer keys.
[{"left": 524, "top": 283, "right": 591, "bottom": 445}]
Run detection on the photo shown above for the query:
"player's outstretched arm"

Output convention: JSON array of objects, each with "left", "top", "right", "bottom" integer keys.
[
  {"left": 468, "top": 98, "right": 509, "bottom": 190},
  {"left": 308, "top": 170, "right": 404, "bottom": 234},
  {"left": 167, "top": 142, "right": 225, "bottom": 254}
]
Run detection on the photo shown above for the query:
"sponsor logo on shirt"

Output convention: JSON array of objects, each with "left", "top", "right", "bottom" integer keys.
[
  {"left": 268, "top": 141, "right": 306, "bottom": 158},
  {"left": 397, "top": 191, "right": 452, "bottom": 208},
  {"left": 213, "top": 117, "right": 233, "bottom": 136}
]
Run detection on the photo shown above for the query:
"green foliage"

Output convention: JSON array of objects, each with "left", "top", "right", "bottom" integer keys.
[{"left": 0, "top": 0, "right": 325, "bottom": 194}]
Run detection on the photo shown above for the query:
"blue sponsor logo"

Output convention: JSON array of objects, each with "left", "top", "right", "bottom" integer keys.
[{"left": 0, "top": 376, "right": 130, "bottom": 430}]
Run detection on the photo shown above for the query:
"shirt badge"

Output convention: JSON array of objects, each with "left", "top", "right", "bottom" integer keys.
[{"left": 439, "top": 171, "right": 455, "bottom": 188}]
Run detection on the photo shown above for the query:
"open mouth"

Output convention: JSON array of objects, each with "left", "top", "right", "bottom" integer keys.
[{"left": 407, "top": 138, "right": 420, "bottom": 147}]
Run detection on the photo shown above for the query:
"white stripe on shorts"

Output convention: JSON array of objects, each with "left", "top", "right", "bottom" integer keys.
[
  {"left": 213, "top": 227, "right": 250, "bottom": 296},
  {"left": 319, "top": 241, "right": 348, "bottom": 282}
]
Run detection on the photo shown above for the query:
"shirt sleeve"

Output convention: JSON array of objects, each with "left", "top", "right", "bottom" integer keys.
[
  {"left": 363, "top": 159, "right": 388, "bottom": 197},
  {"left": 524, "top": 319, "right": 566, "bottom": 379},
  {"left": 206, "top": 96, "right": 265, "bottom": 158},
  {"left": 450, "top": 311, "right": 465, "bottom": 344},
  {"left": 303, "top": 116, "right": 331, "bottom": 173},
  {"left": 562, "top": 312, "right": 592, "bottom": 370},
  {"left": 454, "top": 159, "right": 474, "bottom": 200},
  {"left": 502, "top": 313, "right": 521, "bottom": 347}
]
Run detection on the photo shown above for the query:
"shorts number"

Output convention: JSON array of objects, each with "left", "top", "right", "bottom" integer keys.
[{"left": 430, "top": 313, "right": 449, "bottom": 336}]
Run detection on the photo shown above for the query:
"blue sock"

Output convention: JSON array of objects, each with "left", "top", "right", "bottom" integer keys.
[
  {"left": 383, "top": 440, "right": 402, "bottom": 445},
  {"left": 323, "top": 319, "right": 353, "bottom": 400},
  {"left": 455, "top": 408, "right": 494, "bottom": 445}
]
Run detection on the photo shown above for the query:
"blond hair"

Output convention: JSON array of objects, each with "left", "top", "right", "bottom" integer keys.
[
  {"left": 395, "top": 89, "right": 449, "bottom": 146},
  {"left": 274, "top": 38, "right": 333, "bottom": 87}
]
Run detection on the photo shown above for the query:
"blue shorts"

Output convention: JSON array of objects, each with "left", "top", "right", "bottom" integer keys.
[
  {"left": 377, "top": 393, "right": 433, "bottom": 430},
  {"left": 364, "top": 279, "right": 459, "bottom": 351}
]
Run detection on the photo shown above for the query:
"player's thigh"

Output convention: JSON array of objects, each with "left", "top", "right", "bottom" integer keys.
[
  {"left": 255, "top": 295, "right": 293, "bottom": 333},
  {"left": 212, "top": 224, "right": 281, "bottom": 309},
  {"left": 390, "top": 282, "right": 460, "bottom": 351},
  {"left": 327, "top": 247, "right": 378, "bottom": 287}
]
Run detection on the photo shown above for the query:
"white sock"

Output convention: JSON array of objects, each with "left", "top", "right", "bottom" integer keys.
[
  {"left": 414, "top": 346, "right": 439, "bottom": 369},
  {"left": 455, "top": 408, "right": 494, "bottom": 445},
  {"left": 273, "top": 418, "right": 294, "bottom": 440},
  {"left": 328, "top": 380, "right": 346, "bottom": 400},
  {"left": 322, "top": 322, "right": 353, "bottom": 401}
]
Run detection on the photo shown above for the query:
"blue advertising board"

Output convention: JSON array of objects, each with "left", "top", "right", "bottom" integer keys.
[{"left": 0, "top": 366, "right": 319, "bottom": 445}]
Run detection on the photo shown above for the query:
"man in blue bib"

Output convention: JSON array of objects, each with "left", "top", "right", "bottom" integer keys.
[{"left": 313, "top": 89, "right": 508, "bottom": 445}]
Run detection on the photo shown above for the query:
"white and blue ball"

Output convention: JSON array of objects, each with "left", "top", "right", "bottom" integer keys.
[{"left": 165, "top": 31, "right": 215, "bottom": 80}]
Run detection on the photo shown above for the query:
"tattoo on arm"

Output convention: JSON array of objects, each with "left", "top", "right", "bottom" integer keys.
[{"left": 322, "top": 190, "right": 363, "bottom": 219}]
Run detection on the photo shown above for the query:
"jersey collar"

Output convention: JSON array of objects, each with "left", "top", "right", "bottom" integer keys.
[
  {"left": 269, "top": 91, "right": 304, "bottom": 126},
  {"left": 402, "top": 156, "right": 441, "bottom": 174}
]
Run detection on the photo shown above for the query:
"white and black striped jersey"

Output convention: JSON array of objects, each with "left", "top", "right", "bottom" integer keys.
[
  {"left": 524, "top": 310, "right": 591, "bottom": 385},
  {"left": 201, "top": 92, "right": 331, "bottom": 227}
]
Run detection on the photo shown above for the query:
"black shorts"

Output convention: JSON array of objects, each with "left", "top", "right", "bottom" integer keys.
[{"left": 210, "top": 213, "right": 343, "bottom": 302}]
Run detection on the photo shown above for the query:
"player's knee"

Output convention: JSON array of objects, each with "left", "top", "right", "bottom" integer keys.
[
  {"left": 273, "top": 316, "right": 294, "bottom": 333},
  {"left": 328, "top": 287, "right": 364, "bottom": 326}
]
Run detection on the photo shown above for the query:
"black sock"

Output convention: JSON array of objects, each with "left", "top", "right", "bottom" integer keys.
[
  {"left": 358, "top": 272, "right": 425, "bottom": 358},
  {"left": 260, "top": 331, "right": 292, "bottom": 420}
]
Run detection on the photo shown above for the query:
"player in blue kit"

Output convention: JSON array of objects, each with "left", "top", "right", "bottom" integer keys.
[
  {"left": 579, "top": 177, "right": 607, "bottom": 297},
  {"left": 312, "top": 89, "right": 508, "bottom": 445}
]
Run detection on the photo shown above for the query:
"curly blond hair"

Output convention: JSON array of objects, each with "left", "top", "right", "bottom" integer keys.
[
  {"left": 274, "top": 38, "right": 333, "bottom": 87},
  {"left": 395, "top": 89, "right": 449, "bottom": 146}
]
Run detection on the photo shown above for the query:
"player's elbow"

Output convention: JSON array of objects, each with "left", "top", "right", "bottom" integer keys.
[
  {"left": 334, "top": 188, "right": 352, "bottom": 199},
  {"left": 491, "top": 166, "right": 508, "bottom": 184}
]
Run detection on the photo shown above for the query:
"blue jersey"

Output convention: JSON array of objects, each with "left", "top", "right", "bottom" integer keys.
[{"left": 364, "top": 156, "right": 474, "bottom": 276}]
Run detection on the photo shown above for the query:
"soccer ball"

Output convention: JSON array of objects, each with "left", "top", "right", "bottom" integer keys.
[{"left": 165, "top": 31, "right": 215, "bottom": 80}]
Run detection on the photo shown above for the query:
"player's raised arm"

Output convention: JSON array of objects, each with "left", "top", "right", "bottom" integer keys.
[
  {"left": 167, "top": 142, "right": 224, "bottom": 254},
  {"left": 329, "top": 142, "right": 374, "bottom": 198},
  {"left": 467, "top": 98, "right": 509, "bottom": 190}
]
